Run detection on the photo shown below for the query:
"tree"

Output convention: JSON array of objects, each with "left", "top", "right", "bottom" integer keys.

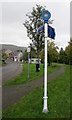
[
  {"left": 70, "top": 39, "right": 72, "bottom": 64},
  {"left": 23, "top": 50, "right": 28, "bottom": 62},
  {"left": 58, "top": 48, "right": 66, "bottom": 64},
  {"left": 65, "top": 39, "right": 72, "bottom": 64},
  {"left": 40, "top": 41, "right": 59, "bottom": 65},
  {"left": 29, "top": 43, "right": 36, "bottom": 64},
  {"left": 65, "top": 45, "right": 70, "bottom": 64},
  {"left": 23, "top": 5, "right": 45, "bottom": 63},
  {"left": 23, "top": 48, "right": 36, "bottom": 63},
  {"left": 2, "top": 52, "right": 8, "bottom": 60},
  {"left": 47, "top": 41, "right": 59, "bottom": 65}
]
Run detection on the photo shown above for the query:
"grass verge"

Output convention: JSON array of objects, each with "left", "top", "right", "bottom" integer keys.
[
  {"left": 3, "top": 65, "right": 70, "bottom": 118},
  {"left": 4, "top": 63, "right": 62, "bottom": 86}
]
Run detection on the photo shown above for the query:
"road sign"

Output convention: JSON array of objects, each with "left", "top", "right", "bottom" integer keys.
[
  {"left": 27, "top": 47, "right": 30, "bottom": 53},
  {"left": 37, "top": 25, "right": 55, "bottom": 39},
  {"left": 37, "top": 25, "right": 44, "bottom": 34},
  {"left": 48, "top": 25, "right": 55, "bottom": 39},
  {"left": 37, "top": 10, "right": 55, "bottom": 113},
  {"left": 41, "top": 10, "right": 51, "bottom": 23}
]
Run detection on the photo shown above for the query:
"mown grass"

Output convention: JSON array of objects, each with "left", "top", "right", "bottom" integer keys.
[
  {"left": 4, "top": 63, "right": 62, "bottom": 86},
  {"left": 3, "top": 65, "right": 70, "bottom": 118}
]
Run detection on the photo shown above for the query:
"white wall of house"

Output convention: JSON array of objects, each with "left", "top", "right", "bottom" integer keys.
[
  {"left": 14, "top": 56, "right": 18, "bottom": 62},
  {"left": 14, "top": 52, "right": 23, "bottom": 62},
  {"left": 29, "top": 58, "right": 41, "bottom": 64},
  {"left": 18, "top": 52, "right": 23, "bottom": 62}
]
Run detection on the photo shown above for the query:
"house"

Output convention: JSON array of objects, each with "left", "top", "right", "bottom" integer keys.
[
  {"left": 5, "top": 49, "right": 14, "bottom": 60},
  {"left": 5, "top": 49, "right": 13, "bottom": 57},
  {"left": 13, "top": 51, "right": 23, "bottom": 62},
  {"left": 29, "top": 58, "right": 41, "bottom": 64},
  {"left": 5, "top": 49, "right": 23, "bottom": 62}
]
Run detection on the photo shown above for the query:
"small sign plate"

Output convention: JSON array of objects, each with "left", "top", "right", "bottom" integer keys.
[{"left": 27, "top": 47, "right": 30, "bottom": 53}]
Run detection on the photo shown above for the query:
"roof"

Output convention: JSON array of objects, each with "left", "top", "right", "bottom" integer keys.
[
  {"left": 14, "top": 51, "right": 23, "bottom": 56},
  {"left": 5, "top": 49, "right": 13, "bottom": 54}
]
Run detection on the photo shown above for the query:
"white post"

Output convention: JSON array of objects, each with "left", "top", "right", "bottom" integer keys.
[
  {"left": 27, "top": 47, "right": 30, "bottom": 79},
  {"left": 43, "top": 23, "right": 48, "bottom": 113},
  {"left": 28, "top": 52, "right": 29, "bottom": 79}
]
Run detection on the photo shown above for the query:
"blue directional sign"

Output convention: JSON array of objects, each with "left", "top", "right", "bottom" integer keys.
[
  {"left": 41, "top": 10, "right": 51, "bottom": 23},
  {"left": 48, "top": 25, "right": 55, "bottom": 39},
  {"left": 37, "top": 25, "right": 44, "bottom": 34},
  {"left": 37, "top": 25, "right": 55, "bottom": 39}
]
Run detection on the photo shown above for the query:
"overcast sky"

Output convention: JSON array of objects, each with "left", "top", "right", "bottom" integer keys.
[{"left": 0, "top": 0, "right": 70, "bottom": 50}]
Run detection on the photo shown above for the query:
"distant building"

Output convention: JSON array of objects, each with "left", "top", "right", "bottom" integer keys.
[
  {"left": 5, "top": 49, "right": 14, "bottom": 60},
  {"left": 29, "top": 58, "right": 41, "bottom": 64},
  {"left": 5, "top": 49, "right": 12, "bottom": 57},
  {"left": 13, "top": 51, "right": 23, "bottom": 62},
  {"left": 5, "top": 49, "right": 23, "bottom": 62}
]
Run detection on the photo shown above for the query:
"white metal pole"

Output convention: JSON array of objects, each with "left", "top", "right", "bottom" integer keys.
[
  {"left": 28, "top": 52, "right": 29, "bottom": 79},
  {"left": 43, "top": 23, "right": 48, "bottom": 113}
]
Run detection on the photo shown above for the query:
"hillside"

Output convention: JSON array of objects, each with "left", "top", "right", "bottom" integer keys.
[{"left": 0, "top": 44, "right": 26, "bottom": 52}]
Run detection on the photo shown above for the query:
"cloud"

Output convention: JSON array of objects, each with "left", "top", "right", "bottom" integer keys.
[
  {"left": 55, "top": 34, "right": 70, "bottom": 50},
  {"left": 0, "top": 1, "right": 70, "bottom": 50}
]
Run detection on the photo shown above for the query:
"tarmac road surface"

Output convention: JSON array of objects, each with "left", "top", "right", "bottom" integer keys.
[
  {"left": 1, "top": 59, "right": 23, "bottom": 84},
  {"left": 0, "top": 59, "right": 22, "bottom": 113}
]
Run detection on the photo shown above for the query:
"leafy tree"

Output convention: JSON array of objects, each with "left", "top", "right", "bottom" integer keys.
[
  {"left": 2, "top": 52, "right": 8, "bottom": 60},
  {"left": 40, "top": 41, "right": 59, "bottom": 65},
  {"left": 65, "top": 45, "right": 70, "bottom": 64},
  {"left": 65, "top": 39, "right": 72, "bottom": 64},
  {"left": 23, "top": 5, "right": 45, "bottom": 63},
  {"left": 58, "top": 48, "right": 66, "bottom": 64},
  {"left": 23, "top": 50, "right": 28, "bottom": 62},
  {"left": 23, "top": 48, "right": 36, "bottom": 63},
  {"left": 29, "top": 43, "right": 36, "bottom": 63},
  {"left": 70, "top": 39, "right": 72, "bottom": 64},
  {"left": 48, "top": 41, "right": 59, "bottom": 65}
]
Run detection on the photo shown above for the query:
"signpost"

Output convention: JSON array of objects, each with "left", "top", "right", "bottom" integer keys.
[
  {"left": 37, "top": 25, "right": 55, "bottom": 39},
  {"left": 27, "top": 47, "right": 30, "bottom": 79},
  {"left": 48, "top": 25, "right": 55, "bottom": 39},
  {"left": 37, "top": 25, "right": 44, "bottom": 34},
  {"left": 37, "top": 10, "right": 55, "bottom": 113},
  {"left": 41, "top": 10, "right": 51, "bottom": 113}
]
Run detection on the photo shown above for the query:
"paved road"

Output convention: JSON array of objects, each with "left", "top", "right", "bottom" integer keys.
[
  {"left": 0, "top": 59, "right": 23, "bottom": 84},
  {"left": 2, "top": 66, "right": 66, "bottom": 109}
]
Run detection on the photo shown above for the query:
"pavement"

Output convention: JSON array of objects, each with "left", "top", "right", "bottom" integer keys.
[
  {"left": 0, "top": 59, "right": 22, "bottom": 112},
  {"left": 0, "top": 59, "right": 23, "bottom": 84},
  {"left": 2, "top": 66, "right": 66, "bottom": 109}
]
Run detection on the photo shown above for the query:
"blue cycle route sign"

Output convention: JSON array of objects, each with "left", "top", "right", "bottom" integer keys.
[
  {"left": 37, "top": 25, "right": 55, "bottom": 39},
  {"left": 41, "top": 10, "right": 51, "bottom": 23}
]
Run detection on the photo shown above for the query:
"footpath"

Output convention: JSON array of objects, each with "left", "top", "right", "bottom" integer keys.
[{"left": 2, "top": 66, "right": 66, "bottom": 109}]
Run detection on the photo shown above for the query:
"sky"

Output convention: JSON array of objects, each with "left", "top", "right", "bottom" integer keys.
[{"left": 0, "top": 0, "right": 71, "bottom": 50}]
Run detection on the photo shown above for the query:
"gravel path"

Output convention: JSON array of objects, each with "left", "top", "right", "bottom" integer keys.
[{"left": 2, "top": 66, "right": 66, "bottom": 109}]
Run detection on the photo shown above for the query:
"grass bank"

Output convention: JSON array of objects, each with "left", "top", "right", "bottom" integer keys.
[
  {"left": 4, "top": 63, "right": 62, "bottom": 86},
  {"left": 3, "top": 65, "right": 70, "bottom": 118}
]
